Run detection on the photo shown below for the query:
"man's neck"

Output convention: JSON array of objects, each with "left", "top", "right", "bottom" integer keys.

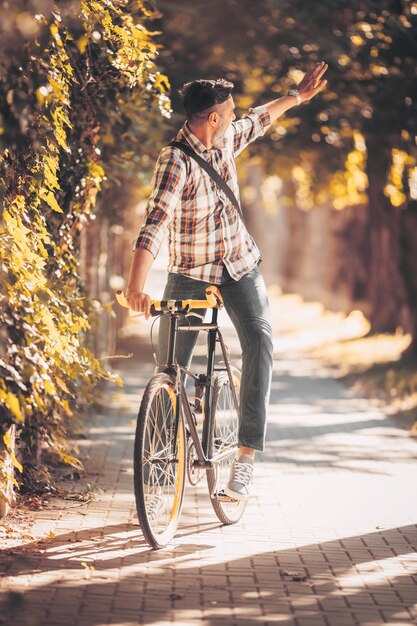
[{"left": 187, "top": 121, "right": 213, "bottom": 150}]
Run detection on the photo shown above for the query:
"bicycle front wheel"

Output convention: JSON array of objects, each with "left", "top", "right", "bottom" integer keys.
[
  {"left": 134, "top": 373, "right": 186, "bottom": 549},
  {"left": 206, "top": 367, "right": 247, "bottom": 524}
]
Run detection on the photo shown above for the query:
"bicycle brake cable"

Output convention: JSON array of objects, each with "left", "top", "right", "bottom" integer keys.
[
  {"left": 150, "top": 311, "right": 194, "bottom": 367},
  {"left": 150, "top": 315, "right": 162, "bottom": 366},
  {"left": 150, "top": 312, "right": 192, "bottom": 367},
  {"left": 185, "top": 311, "right": 205, "bottom": 321}
]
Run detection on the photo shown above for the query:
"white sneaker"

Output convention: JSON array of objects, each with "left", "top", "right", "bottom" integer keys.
[{"left": 223, "top": 455, "right": 254, "bottom": 502}]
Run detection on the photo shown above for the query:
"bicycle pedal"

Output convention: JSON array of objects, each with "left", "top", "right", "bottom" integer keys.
[{"left": 213, "top": 489, "right": 237, "bottom": 503}]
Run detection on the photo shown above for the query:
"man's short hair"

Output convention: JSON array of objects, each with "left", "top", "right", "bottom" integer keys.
[{"left": 179, "top": 78, "right": 234, "bottom": 119}]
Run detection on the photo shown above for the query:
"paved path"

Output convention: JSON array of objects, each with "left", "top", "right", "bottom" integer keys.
[{"left": 2, "top": 283, "right": 417, "bottom": 626}]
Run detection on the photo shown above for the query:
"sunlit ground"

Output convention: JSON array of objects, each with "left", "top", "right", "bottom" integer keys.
[{"left": 3, "top": 271, "right": 417, "bottom": 625}]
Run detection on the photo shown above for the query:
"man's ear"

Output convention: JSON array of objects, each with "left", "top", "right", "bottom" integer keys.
[{"left": 208, "top": 111, "right": 218, "bottom": 126}]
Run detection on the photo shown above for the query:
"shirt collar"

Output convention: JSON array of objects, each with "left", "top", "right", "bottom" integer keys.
[{"left": 177, "top": 122, "right": 214, "bottom": 155}]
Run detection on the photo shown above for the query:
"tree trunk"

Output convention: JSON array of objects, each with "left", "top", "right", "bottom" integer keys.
[
  {"left": 400, "top": 203, "right": 417, "bottom": 355},
  {"left": 365, "top": 137, "right": 408, "bottom": 333}
]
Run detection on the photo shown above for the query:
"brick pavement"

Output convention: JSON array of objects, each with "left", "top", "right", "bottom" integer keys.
[{"left": 1, "top": 285, "right": 417, "bottom": 626}]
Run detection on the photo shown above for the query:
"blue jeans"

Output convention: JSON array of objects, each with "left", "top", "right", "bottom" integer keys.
[{"left": 156, "top": 264, "right": 273, "bottom": 452}]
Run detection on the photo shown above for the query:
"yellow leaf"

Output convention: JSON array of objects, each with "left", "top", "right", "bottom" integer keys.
[
  {"left": 81, "top": 561, "right": 95, "bottom": 571},
  {"left": 62, "top": 399, "right": 73, "bottom": 415},
  {"left": 32, "top": 392, "right": 45, "bottom": 411},
  {"left": 40, "top": 190, "right": 63, "bottom": 213},
  {"left": 44, "top": 157, "right": 60, "bottom": 191},
  {"left": 77, "top": 35, "right": 88, "bottom": 54},
  {"left": 11, "top": 456, "right": 23, "bottom": 473},
  {"left": 44, "top": 379, "right": 56, "bottom": 395},
  {"left": 56, "top": 377, "right": 70, "bottom": 394},
  {"left": 3, "top": 431, "right": 23, "bottom": 473},
  {"left": 89, "top": 162, "right": 105, "bottom": 180},
  {"left": 10, "top": 474, "right": 19, "bottom": 487},
  {"left": 153, "top": 73, "right": 170, "bottom": 93},
  {"left": 48, "top": 531, "right": 56, "bottom": 539},
  {"left": 5, "top": 393, "right": 24, "bottom": 422},
  {"left": 59, "top": 452, "right": 83, "bottom": 470}
]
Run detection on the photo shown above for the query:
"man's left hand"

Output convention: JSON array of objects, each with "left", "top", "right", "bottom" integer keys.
[{"left": 297, "top": 61, "right": 328, "bottom": 102}]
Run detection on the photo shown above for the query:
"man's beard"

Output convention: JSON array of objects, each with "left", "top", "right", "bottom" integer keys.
[{"left": 212, "top": 121, "right": 227, "bottom": 149}]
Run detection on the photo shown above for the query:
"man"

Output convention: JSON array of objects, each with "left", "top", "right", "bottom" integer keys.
[{"left": 126, "top": 63, "right": 328, "bottom": 500}]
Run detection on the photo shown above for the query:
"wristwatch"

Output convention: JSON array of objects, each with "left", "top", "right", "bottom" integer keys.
[{"left": 288, "top": 89, "right": 302, "bottom": 105}]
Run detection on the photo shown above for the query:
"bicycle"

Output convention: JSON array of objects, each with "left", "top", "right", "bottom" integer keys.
[{"left": 116, "top": 285, "right": 246, "bottom": 549}]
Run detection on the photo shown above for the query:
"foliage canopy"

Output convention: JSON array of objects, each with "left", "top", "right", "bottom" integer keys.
[{"left": 0, "top": 0, "right": 170, "bottom": 499}]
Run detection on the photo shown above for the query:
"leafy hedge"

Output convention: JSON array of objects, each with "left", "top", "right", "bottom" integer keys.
[{"left": 0, "top": 0, "right": 170, "bottom": 500}]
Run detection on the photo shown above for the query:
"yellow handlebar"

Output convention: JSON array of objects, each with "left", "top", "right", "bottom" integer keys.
[
  {"left": 116, "top": 285, "right": 224, "bottom": 312},
  {"left": 115, "top": 291, "right": 131, "bottom": 308}
]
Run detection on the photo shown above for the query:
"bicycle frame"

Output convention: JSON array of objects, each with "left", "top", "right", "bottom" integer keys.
[{"left": 162, "top": 306, "right": 239, "bottom": 471}]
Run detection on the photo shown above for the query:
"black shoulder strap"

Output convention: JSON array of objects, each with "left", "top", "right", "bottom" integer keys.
[{"left": 169, "top": 141, "right": 243, "bottom": 218}]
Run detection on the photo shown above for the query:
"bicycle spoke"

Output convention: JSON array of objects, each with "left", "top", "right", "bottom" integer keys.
[
  {"left": 207, "top": 369, "right": 246, "bottom": 524},
  {"left": 134, "top": 374, "right": 186, "bottom": 549}
]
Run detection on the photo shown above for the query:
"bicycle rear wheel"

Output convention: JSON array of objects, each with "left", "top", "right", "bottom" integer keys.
[
  {"left": 134, "top": 373, "right": 186, "bottom": 548},
  {"left": 206, "top": 367, "right": 247, "bottom": 524}
]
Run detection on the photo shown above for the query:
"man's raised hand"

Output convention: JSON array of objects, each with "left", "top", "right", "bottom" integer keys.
[{"left": 297, "top": 61, "right": 328, "bottom": 102}]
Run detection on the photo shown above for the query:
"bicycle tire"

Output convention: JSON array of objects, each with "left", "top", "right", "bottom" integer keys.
[
  {"left": 206, "top": 367, "right": 247, "bottom": 524},
  {"left": 134, "top": 373, "right": 186, "bottom": 548}
]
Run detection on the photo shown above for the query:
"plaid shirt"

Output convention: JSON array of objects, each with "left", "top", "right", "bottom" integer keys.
[{"left": 135, "top": 105, "right": 271, "bottom": 284}]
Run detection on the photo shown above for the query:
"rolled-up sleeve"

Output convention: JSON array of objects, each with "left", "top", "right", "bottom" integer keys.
[
  {"left": 134, "top": 148, "right": 186, "bottom": 257},
  {"left": 232, "top": 105, "right": 271, "bottom": 157}
]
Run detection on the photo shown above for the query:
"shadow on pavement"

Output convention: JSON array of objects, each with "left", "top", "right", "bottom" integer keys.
[{"left": 1, "top": 521, "right": 417, "bottom": 625}]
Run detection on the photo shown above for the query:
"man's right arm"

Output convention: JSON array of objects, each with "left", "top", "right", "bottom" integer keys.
[
  {"left": 126, "top": 247, "right": 154, "bottom": 318},
  {"left": 125, "top": 147, "right": 186, "bottom": 317}
]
